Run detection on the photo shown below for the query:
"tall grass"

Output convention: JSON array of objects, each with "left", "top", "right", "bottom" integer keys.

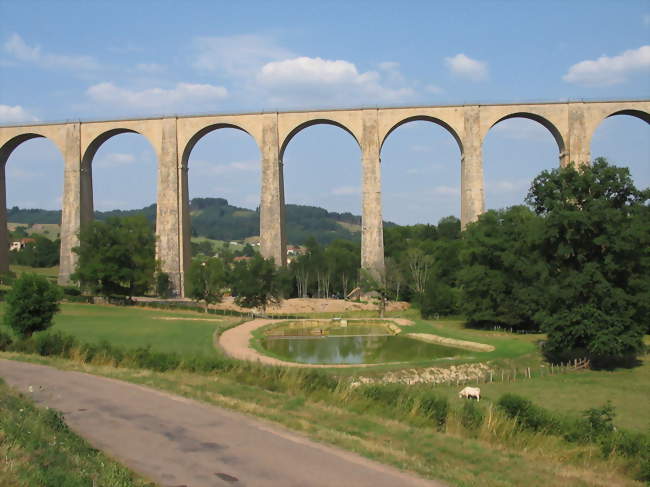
[{"left": 2, "top": 330, "right": 648, "bottom": 483}]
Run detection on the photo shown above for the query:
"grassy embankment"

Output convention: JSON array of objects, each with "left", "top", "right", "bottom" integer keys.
[
  {"left": 0, "top": 378, "right": 153, "bottom": 487},
  {"left": 1, "top": 303, "right": 648, "bottom": 485}
]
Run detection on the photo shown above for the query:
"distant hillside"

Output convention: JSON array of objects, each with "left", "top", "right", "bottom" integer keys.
[{"left": 7, "top": 199, "right": 397, "bottom": 246}]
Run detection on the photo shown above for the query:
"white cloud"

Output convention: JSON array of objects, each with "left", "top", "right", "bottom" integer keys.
[
  {"left": 95, "top": 153, "right": 137, "bottom": 168},
  {"left": 257, "top": 56, "right": 413, "bottom": 106},
  {"left": 490, "top": 119, "right": 552, "bottom": 141},
  {"left": 4, "top": 33, "right": 99, "bottom": 71},
  {"left": 331, "top": 185, "right": 360, "bottom": 195},
  {"left": 444, "top": 53, "right": 488, "bottom": 81},
  {"left": 425, "top": 84, "right": 444, "bottom": 94},
  {"left": 432, "top": 185, "right": 460, "bottom": 196},
  {"left": 192, "top": 159, "right": 259, "bottom": 175},
  {"left": 192, "top": 34, "right": 294, "bottom": 76},
  {"left": 0, "top": 104, "right": 39, "bottom": 123},
  {"left": 7, "top": 167, "right": 39, "bottom": 181},
  {"left": 378, "top": 61, "right": 400, "bottom": 71},
  {"left": 86, "top": 82, "right": 228, "bottom": 110},
  {"left": 486, "top": 179, "right": 530, "bottom": 193},
  {"left": 134, "top": 63, "right": 165, "bottom": 74},
  {"left": 563, "top": 45, "right": 650, "bottom": 86}
]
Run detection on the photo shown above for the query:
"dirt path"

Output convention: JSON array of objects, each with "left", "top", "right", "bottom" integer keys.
[
  {"left": 0, "top": 359, "right": 443, "bottom": 487},
  {"left": 218, "top": 319, "right": 413, "bottom": 369}
]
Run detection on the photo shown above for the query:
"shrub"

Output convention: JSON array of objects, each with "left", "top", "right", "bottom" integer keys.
[
  {"left": 418, "top": 391, "right": 449, "bottom": 431},
  {"left": 156, "top": 272, "right": 172, "bottom": 299},
  {"left": 358, "top": 384, "right": 406, "bottom": 408},
  {"left": 61, "top": 285, "right": 82, "bottom": 296},
  {"left": 0, "top": 331, "right": 13, "bottom": 351},
  {"left": 4, "top": 274, "right": 62, "bottom": 338},
  {"left": 497, "top": 393, "right": 559, "bottom": 433},
  {"left": 33, "top": 331, "right": 77, "bottom": 357},
  {"left": 126, "top": 346, "right": 181, "bottom": 372},
  {"left": 300, "top": 369, "right": 339, "bottom": 393},
  {"left": 461, "top": 401, "right": 484, "bottom": 431}
]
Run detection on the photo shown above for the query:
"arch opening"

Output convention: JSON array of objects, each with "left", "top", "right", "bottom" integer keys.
[
  {"left": 381, "top": 116, "right": 463, "bottom": 155},
  {"left": 185, "top": 126, "right": 262, "bottom": 258},
  {"left": 280, "top": 119, "right": 360, "bottom": 161},
  {"left": 84, "top": 130, "right": 158, "bottom": 220},
  {"left": 591, "top": 111, "right": 650, "bottom": 190},
  {"left": 2, "top": 136, "right": 64, "bottom": 274},
  {"left": 484, "top": 116, "right": 562, "bottom": 211},
  {"left": 282, "top": 123, "right": 362, "bottom": 298},
  {"left": 381, "top": 119, "right": 462, "bottom": 225}
]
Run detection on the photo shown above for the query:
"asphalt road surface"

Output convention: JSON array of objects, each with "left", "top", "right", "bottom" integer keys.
[{"left": 0, "top": 359, "right": 445, "bottom": 487}]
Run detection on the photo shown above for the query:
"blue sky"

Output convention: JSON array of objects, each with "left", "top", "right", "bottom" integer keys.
[{"left": 0, "top": 0, "right": 648, "bottom": 224}]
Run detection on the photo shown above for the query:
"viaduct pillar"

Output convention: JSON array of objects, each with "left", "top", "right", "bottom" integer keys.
[
  {"left": 567, "top": 103, "right": 591, "bottom": 166},
  {"left": 58, "top": 123, "right": 86, "bottom": 285},
  {"left": 461, "top": 106, "right": 485, "bottom": 228},
  {"left": 260, "top": 114, "right": 286, "bottom": 266},
  {"left": 361, "top": 110, "right": 385, "bottom": 277},
  {"left": 156, "top": 117, "right": 186, "bottom": 296}
]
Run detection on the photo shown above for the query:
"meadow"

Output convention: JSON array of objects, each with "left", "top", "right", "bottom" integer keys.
[{"left": 1, "top": 302, "right": 648, "bottom": 486}]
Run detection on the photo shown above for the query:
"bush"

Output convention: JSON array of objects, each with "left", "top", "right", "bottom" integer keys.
[
  {"left": 4, "top": 274, "right": 62, "bottom": 338},
  {"left": 300, "top": 369, "right": 339, "bottom": 393},
  {"left": 156, "top": 272, "right": 172, "bottom": 299},
  {"left": 358, "top": 384, "right": 406, "bottom": 408},
  {"left": 461, "top": 401, "right": 484, "bottom": 431},
  {"left": 32, "top": 331, "right": 77, "bottom": 357},
  {"left": 126, "top": 346, "right": 181, "bottom": 372},
  {"left": 497, "top": 393, "right": 559, "bottom": 433},
  {"left": 61, "top": 285, "right": 82, "bottom": 296},
  {"left": 0, "top": 331, "right": 13, "bottom": 351},
  {"left": 418, "top": 391, "right": 449, "bottom": 431}
]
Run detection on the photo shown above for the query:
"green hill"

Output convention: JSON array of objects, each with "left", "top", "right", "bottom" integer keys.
[{"left": 7, "top": 199, "right": 396, "bottom": 246}]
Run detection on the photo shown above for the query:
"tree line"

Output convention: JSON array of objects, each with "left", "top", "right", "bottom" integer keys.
[{"left": 33, "top": 157, "right": 647, "bottom": 368}]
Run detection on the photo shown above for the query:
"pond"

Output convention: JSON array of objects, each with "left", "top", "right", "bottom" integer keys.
[{"left": 260, "top": 334, "right": 468, "bottom": 365}]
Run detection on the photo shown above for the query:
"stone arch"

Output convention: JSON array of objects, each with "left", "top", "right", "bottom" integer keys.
[
  {"left": 0, "top": 133, "right": 65, "bottom": 166},
  {"left": 181, "top": 123, "right": 260, "bottom": 167},
  {"left": 279, "top": 119, "right": 360, "bottom": 161},
  {"left": 82, "top": 128, "right": 144, "bottom": 170},
  {"left": 488, "top": 112, "right": 566, "bottom": 156},
  {"left": 380, "top": 116, "right": 464, "bottom": 156},
  {"left": 587, "top": 109, "right": 650, "bottom": 149}
]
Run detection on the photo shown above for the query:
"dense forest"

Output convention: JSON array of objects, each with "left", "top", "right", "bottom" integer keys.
[{"left": 7, "top": 198, "right": 396, "bottom": 246}]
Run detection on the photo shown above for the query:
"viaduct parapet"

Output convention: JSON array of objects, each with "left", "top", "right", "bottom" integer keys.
[{"left": 1, "top": 100, "right": 648, "bottom": 296}]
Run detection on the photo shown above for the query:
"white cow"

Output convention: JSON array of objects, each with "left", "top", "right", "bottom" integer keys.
[{"left": 458, "top": 386, "right": 481, "bottom": 401}]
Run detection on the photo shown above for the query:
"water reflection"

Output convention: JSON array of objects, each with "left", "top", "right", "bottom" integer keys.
[{"left": 262, "top": 335, "right": 465, "bottom": 364}]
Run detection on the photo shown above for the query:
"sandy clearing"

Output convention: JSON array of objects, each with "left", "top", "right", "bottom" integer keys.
[{"left": 406, "top": 333, "right": 495, "bottom": 352}]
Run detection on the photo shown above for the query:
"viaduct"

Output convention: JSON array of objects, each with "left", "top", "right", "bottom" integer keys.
[{"left": 0, "top": 100, "right": 648, "bottom": 296}]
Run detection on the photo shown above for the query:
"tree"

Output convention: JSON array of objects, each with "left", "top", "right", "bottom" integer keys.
[
  {"left": 9, "top": 234, "right": 60, "bottom": 268},
  {"left": 186, "top": 258, "right": 227, "bottom": 311},
  {"left": 231, "top": 255, "right": 281, "bottom": 312},
  {"left": 406, "top": 248, "right": 434, "bottom": 296},
  {"left": 4, "top": 274, "right": 62, "bottom": 338},
  {"left": 458, "top": 206, "right": 547, "bottom": 330},
  {"left": 526, "top": 159, "right": 649, "bottom": 367},
  {"left": 72, "top": 216, "right": 156, "bottom": 298}
]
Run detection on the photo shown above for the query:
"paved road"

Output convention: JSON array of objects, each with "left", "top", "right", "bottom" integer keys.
[{"left": 0, "top": 359, "right": 444, "bottom": 487}]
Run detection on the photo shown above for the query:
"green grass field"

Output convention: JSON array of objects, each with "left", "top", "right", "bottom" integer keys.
[
  {"left": 9, "top": 265, "right": 59, "bottom": 280},
  {"left": 0, "top": 302, "right": 238, "bottom": 355},
  {"left": 1, "top": 302, "right": 648, "bottom": 485}
]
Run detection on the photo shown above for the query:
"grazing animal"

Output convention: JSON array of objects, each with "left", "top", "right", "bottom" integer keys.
[{"left": 458, "top": 386, "right": 481, "bottom": 401}]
